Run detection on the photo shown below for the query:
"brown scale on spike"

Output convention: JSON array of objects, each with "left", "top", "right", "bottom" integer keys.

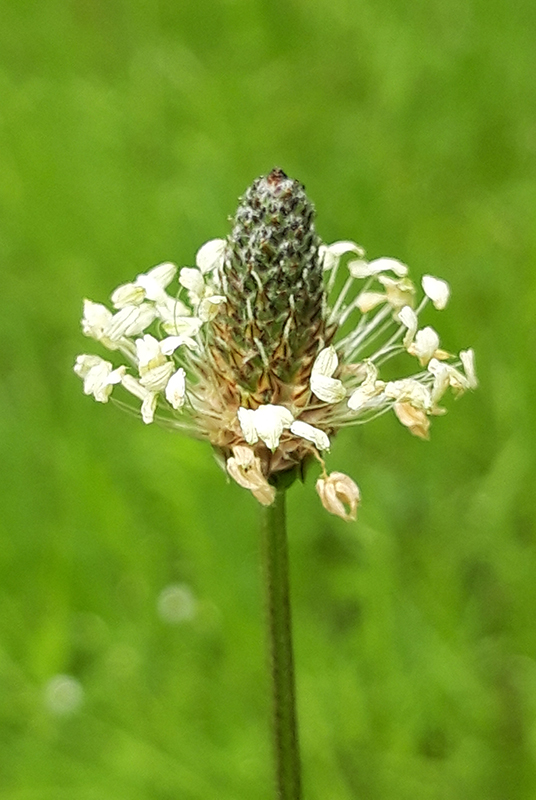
[{"left": 208, "top": 168, "right": 335, "bottom": 409}]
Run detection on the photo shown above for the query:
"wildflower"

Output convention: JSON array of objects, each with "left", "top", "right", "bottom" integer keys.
[{"left": 75, "top": 168, "right": 476, "bottom": 519}]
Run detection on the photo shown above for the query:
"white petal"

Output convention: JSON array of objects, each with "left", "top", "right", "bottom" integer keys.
[
  {"left": 320, "top": 241, "right": 365, "bottom": 271},
  {"left": 81, "top": 300, "right": 113, "bottom": 340},
  {"left": 460, "top": 348, "right": 478, "bottom": 389},
  {"left": 161, "top": 312, "right": 202, "bottom": 338},
  {"left": 179, "top": 267, "right": 205, "bottom": 299},
  {"left": 428, "top": 360, "right": 450, "bottom": 406},
  {"left": 139, "top": 362, "right": 174, "bottom": 392},
  {"left": 252, "top": 404, "right": 294, "bottom": 451},
  {"left": 290, "top": 420, "right": 330, "bottom": 451},
  {"left": 347, "top": 387, "right": 371, "bottom": 411},
  {"left": 429, "top": 357, "right": 471, "bottom": 396},
  {"left": 198, "top": 294, "right": 226, "bottom": 322},
  {"left": 410, "top": 326, "right": 440, "bottom": 365},
  {"left": 422, "top": 275, "right": 450, "bottom": 310},
  {"left": 135, "top": 264, "right": 176, "bottom": 302},
  {"left": 310, "top": 374, "right": 346, "bottom": 404},
  {"left": 312, "top": 346, "right": 338, "bottom": 378},
  {"left": 105, "top": 304, "right": 157, "bottom": 340},
  {"left": 196, "top": 239, "right": 226, "bottom": 274},
  {"left": 351, "top": 257, "right": 408, "bottom": 279},
  {"left": 135, "top": 334, "right": 163, "bottom": 370},
  {"left": 92, "top": 364, "right": 126, "bottom": 402},
  {"left": 237, "top": 407, "right": 259, "bottom": 445},
  {"left": 355, "top": 291, "right": 386, "bottom": 313},
  {"left": 107, "top": 366, "right": 126, "bottom": 385},
  {"left": 75, "top": 357, "right": 125, "bottom": 403},
  {"left": 121, "top": 374, "right": 149, "bottom": 402},
  {"left": 82, "top": 361, "right": 113, "bottom": 398},
  {"left": 141, "top": 392, "right": 158, "bottom": 424},
  {"left": 160, "top": 336, "right": 191, "bottom": 355},
  {"left": 74, "top": 354, "right": 104, "bottom": 379},
  {"left": 135, "top": 275, "right": 166, "bottom": 303},
  {"left": 165, "top": 368, "right": 186, "bottom": 409},
  {"left": 111, "top": 283, "right": 146, "bottom": 308},
  {"left": 154, "top": 293, "right": 191, "bottom": 325},
  {"left": 347, "top": 259, "right": 370, "bottom": 278},
  {"left": 398, "top": 305, "right": 418, "bottom": 346},
  {"left": 146, "top": 262, "right": 177, "bottom": 287}
]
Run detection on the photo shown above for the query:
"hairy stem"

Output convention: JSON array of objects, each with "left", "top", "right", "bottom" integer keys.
[{"left": 261, "top": 488, "right": 302, "bottom": 800}]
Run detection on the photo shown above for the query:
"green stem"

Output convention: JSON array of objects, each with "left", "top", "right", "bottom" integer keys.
[{"left": 261, "top": 487, "right": 302, "bottom": 800}]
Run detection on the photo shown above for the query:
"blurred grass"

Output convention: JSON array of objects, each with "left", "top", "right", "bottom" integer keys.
[{"left": 1, "top": 0, "right": 535, "bottom": 797}]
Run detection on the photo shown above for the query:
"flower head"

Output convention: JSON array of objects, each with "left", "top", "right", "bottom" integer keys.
[{"left": 75, "top": 168, "right": 476, "bottom": 519}]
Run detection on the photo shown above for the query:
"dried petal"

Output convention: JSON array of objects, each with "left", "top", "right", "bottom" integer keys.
[
  {"left": 226, "top": 446, "right": 276, "bottom": 506},
  {"left": 316, "top": 472, "right": 360, "bottom": 521},
  {"left": 393, "top": 402, "right": 430, "bottom": 439}
]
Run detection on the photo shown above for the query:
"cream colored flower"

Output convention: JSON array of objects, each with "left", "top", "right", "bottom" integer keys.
[{"left": 75, "top": 169, "right": 476, "bottom": 518}]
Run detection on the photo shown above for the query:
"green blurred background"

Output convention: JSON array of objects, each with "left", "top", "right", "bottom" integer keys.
[{"left": 1, "top": 0, "right": 535, "bottom": 797}]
